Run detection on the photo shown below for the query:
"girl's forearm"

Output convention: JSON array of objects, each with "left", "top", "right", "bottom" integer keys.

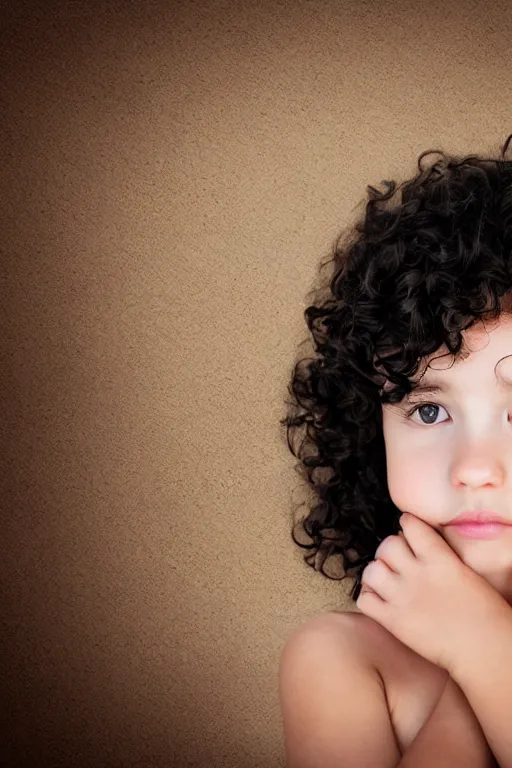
[{"left": 396, "top": 676, "right": 496, "bottom": 768}]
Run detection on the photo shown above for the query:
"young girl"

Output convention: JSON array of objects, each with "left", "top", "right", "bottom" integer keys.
[{"left": 278, "top": 136, "right": 512, "bottom": 767}]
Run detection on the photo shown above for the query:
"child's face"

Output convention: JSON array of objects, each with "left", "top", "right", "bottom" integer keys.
[{"left": 382, "top": 313, "right": 512, "bottom": 586}]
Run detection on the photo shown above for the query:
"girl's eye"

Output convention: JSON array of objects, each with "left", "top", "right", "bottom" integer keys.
[{"left": 406, "top": 402, "right": 449, "bottom": 425}]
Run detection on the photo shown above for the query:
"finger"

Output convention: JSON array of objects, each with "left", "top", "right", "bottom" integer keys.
[
  {"left": 397, "top": 529, "right": 416, "bottom": 556},
  {"left": 398, "top": 531, "right": 414, "bottom": 557},
  {"left": 399, "top": 512, "right": 448, "bottom": 559},
  {"left": 374, "top": 532, "right": 415, "bottom": 570},
  {"left": 356, "top": 585, "right": 388, "bottom": 622},
  {"left": 359, "top": 584, "right": 379, "bottom": 597},
  {"left": 361, "top": 558, "right": 398, "bottom": 600}
]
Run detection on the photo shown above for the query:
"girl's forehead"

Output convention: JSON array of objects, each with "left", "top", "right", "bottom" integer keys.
[
  {"left": 373, "top": 309, "right": 512, "bottom": 389},
  {"left": 419, "top": 314, "right": 512, "bottom": 378}
]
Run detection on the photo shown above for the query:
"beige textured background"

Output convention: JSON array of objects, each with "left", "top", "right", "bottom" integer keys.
[{"left": 2, "top": 1, "right": 511, "bottom": 766}]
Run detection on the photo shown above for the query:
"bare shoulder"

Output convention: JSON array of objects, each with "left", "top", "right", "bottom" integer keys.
[
  {"left": 279, "top": 610, "right": 383, "bottom": 698},
  {"left": 287, "top": 608, "right": 373, "bottom": 636},
  {"left": 279, "top": 610, "right": 403, "bottom": 767},
  {"left": 287, "top": 609, "right": 387, "bottom": 656},
  {"left": 324, "top": 611, "right": 451, "bottom": 755}
]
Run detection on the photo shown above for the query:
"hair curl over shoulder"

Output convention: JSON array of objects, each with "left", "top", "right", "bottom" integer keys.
[{"left": 280, "top": 134, "right": 512, "bottom": 602}]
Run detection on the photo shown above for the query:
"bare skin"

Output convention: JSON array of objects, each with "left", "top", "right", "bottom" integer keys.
[
  {"left": 279, "top": 607, "right": 497, "bottom": 766},
  {"left": 327, "top": 609, "right": 496, "bottom": 763},
  {"left": 331, "top": 610, "right": 449, "bottom": 754},
  {"left": 350, "top": 612, "right": 499, "bottom": 768}
]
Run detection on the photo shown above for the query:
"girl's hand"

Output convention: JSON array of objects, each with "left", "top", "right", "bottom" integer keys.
[{"left": 356, "top": 512, "right": 511, "bottom": 676}]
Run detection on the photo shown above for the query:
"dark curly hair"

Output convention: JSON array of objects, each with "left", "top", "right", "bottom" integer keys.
[{"left": 280, "top": 134, "right": 512, "bottom": 603}]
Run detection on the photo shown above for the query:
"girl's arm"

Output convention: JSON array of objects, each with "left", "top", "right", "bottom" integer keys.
[
  {"left": 450, "top": 619, "right": 512, "bottom": 768},
  {"left": 397, "top": 675, "right": 496, "bottom": 768}
]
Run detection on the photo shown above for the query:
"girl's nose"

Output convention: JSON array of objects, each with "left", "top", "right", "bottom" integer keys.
[{"left": 450, "top": 448, "right": 506, "bottom": 489}]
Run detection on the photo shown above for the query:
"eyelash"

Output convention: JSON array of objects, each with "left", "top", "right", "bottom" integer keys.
[
  {"left": 403, "top": 400, "right": 512, "bottom": 425},
  {"left": 403, "top": 401, "right": 445, "bottom": 423}
]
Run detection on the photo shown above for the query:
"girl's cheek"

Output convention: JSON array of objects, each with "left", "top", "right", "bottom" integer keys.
[{"left": 386, "top": 456, "right": 441, "bottom": 516}]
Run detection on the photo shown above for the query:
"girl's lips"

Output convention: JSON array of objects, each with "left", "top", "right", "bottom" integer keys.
[
  {"left": 447, "top": 522, "right": 511, "bottom": 539},
  {"left": 446, "top": 511, "right": 510, "bottom": 525}
]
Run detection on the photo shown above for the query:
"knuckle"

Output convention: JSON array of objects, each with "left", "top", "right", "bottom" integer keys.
[{"left": 375, "top": 534, "right": 399, "bottom": 558}]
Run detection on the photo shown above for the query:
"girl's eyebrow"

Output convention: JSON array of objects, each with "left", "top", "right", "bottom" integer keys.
[
  {"left": 408, "top": 383, "right": 446, "bottom": 396},
  {"left": 409, "top": 376, "right": 512, "bottom": 396}
]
